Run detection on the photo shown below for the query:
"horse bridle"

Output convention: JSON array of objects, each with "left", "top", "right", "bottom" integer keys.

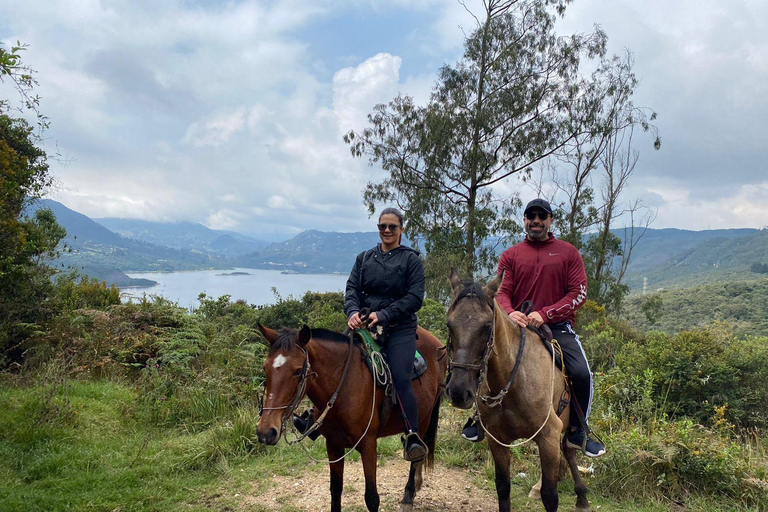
[
  {"left": 260, "top": 344, "right": 313, "bottom": 428},
  {"left": 447, "top": 292, "right": 527, "bottom": 408},
  {"left": 260, "top": 329, "right": 357, "bottom": 444}
]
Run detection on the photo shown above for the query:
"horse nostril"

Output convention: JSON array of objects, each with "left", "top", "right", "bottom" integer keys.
[{"left": 257, "top": 427, "right": 280, "bottom": 445}]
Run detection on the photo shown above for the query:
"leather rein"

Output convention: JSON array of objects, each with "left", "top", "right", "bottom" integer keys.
[
  {"left": 261, "top": 329, "right": 357, "bottom": 444},
  {"left": 448, "top": 294, "right": 527, "bottom": 408}
]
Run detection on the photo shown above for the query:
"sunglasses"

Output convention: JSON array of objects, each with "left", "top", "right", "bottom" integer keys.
[
  {"left": 377, "top": 223, "right": 401, "bottom": 232},
  {"left": 525, "top": 211, "right": 550, "bottom": 221}
]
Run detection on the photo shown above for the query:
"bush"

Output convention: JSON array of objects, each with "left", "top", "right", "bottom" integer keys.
[
  {"left": 605, "top": 324, "right": 768, "bottom": 430},
  {"left": 595, "top": 418, "right": 768, "bottom": 509}
]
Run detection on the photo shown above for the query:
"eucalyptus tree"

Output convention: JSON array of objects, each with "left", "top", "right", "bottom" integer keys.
[
  {"left": 345, "top": 0, "right": 610, "bottom": 298},
  {"left": 534, "top": 50, "right": 660, "bottom": 311}
]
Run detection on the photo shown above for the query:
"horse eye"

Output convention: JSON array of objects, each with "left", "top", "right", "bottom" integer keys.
[{"left": 293, "top": 368, "right": 303, "bottom": 377}]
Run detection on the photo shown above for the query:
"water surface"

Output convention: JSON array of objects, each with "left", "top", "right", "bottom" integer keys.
[{"left": 124, "top": 268, "right": 348, "bottom": 308}]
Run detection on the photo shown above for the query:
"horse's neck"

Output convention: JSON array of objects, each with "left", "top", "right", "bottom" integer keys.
[
  {"left": 487, "top": 300, "right": 522, "bottom": 377},
  {"left": 306, "top": 338, "right": 357, "bottom": 403}
]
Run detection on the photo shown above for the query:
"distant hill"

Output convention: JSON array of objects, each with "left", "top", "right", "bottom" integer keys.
[
  {"left": 236, "top": 230, "right": 391, "bottom": 273},
  {"left": 27, "top": 200, "right": 228, "bottom": 286},
  {"left": 621, "top": 277, "right": 768, "bottom": 337},
  {"left": 617, "top": 227, "right": 766, "bottom": 291},
  {"left": 95, "top": 218, "right": 268, "bottom": 256}
]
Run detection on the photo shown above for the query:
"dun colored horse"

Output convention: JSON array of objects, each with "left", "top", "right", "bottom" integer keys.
[
  {"left": 256, "top": 323, "right": 447, "bottom": 512},
  {"left": 444, "top": 270, "right": 590, "bottom": 512}
]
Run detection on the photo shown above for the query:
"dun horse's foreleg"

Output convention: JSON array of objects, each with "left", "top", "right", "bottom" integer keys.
[
  {"left": 537, "top": 433, "right": 561, "bottom": 512},
  {"left": 562, "top": 440, "right": 590, "bottom": 512},
  {"left": 359, "top": 439, "right": 380, "bottom": 512},
  {"left": 327, "top": 444, "right": 345, "bottom": 512},
  {"left": 488, "top": 439, "right": 512, "bottom": 512}
]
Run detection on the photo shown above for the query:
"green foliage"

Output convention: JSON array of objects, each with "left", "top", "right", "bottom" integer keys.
[
  {"left": 749, "top": 262, "right": 768, "bottom": 274},
  {"left": 50, "top": 271, "right": 121, "bottom": 312},
  {"left": 346, "top": 0, "right": 607, "bottom": 288},
  {"left": 641, "top": 293, "right": 663, "bottom": 325},
  {"left": 601, "top": 325, "right": 768, "bottom": 430},
  {"left": 622, "top": 277, "right": 768, "bottom": 337},
  {"left": 417, "top": 298, "right": 448, "bottom": 342},
  {"left": 594, "top": 418, "right": 767, "bottom": 508}
]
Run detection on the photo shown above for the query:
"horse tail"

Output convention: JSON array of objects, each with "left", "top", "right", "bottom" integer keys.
[{"left": 423, "top": 394, "right": 441, "bottom": 471}]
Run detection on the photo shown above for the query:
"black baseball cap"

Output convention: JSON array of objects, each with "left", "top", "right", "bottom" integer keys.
[{"left": 524, "top": 198, "right": 553, "bottom": 215}]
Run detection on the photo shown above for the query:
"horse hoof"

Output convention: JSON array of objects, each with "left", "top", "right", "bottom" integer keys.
[
  {"left": 528, "top": 488, "right": 541, "bottom": 500},
  {"left": 574, "top": 507, "right": 590, "bottom": 512},
  {"left": 400, "top": 504, "right": 413, "bottom": 512}
]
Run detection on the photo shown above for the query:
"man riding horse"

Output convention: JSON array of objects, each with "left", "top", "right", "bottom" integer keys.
[{"left": 463, "top": 198, "right": 605, "bottom": 458}]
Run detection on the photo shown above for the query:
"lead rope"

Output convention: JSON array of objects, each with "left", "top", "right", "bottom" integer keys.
[
  {"left": 294, "top": 331, "right": 378, "bottom": 464},
  {"left": 474, "top": 310, "right": 558, "bottom": 449}
]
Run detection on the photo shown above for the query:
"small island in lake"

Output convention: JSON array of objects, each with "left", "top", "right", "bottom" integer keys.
[{"left": 217, "top": 271, "right": 251, "bottom": 276}]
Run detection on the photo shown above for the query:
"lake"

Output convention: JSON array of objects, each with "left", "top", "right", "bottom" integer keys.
[{"left": 123, "top": 268, "right": 349, "bottom": 309}]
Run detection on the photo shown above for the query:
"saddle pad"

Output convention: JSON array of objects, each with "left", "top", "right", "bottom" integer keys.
[{"left": 355, "top": 329, "right": 427, "bottom": 387}]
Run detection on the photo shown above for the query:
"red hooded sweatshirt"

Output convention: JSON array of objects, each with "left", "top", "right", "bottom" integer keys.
[{"left": 496, "top": 233, "right": 588, "bottom": 326}]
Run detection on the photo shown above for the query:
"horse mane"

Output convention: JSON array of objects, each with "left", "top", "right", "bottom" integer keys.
[
  {"left": 268, "top": 326, "right": 361, "bottom": 352},
  {"left": 273, "top": 327, "right": 300, "bottom": 352},
  {"left": 311, "top": 327, "right": 358, "bottom": 345},
  {"left": 451, "top": 280, "right": 494, "bottom": 309}
]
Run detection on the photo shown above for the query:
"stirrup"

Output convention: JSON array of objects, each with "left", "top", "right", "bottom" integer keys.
[{"left": 402, "top": 431, "right": 428, "bottom": 462}]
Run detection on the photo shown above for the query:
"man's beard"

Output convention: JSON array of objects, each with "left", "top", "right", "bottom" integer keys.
[{"left": 526, "top": 226, "right": 548, "bottom": 241}]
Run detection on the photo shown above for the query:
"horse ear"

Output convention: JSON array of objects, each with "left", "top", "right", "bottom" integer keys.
[
  {"left": 449, "top": 267, "right": 463, "bottom": 292},
  {"left": 484, "top": 270, "right": 504, "bottom": 298},
  {"left": 257, "top": 323, "right": 279, "bottom": 346},
  {"left": 298, "top": 325, "right": 312, "bottom": 347}
]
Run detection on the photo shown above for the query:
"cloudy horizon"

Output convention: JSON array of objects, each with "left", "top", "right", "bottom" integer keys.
[{"left": 3, "top": 0, "right": 766, "bottom": 239}]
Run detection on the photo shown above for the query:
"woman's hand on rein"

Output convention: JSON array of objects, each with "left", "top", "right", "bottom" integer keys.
[{"left": 347, "top": 311, "right": 380, "bottom": 330}]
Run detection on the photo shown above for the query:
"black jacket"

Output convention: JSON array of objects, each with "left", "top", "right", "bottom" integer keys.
[{"left": 344, "top": 244, "right": 425, "bottom": 327}]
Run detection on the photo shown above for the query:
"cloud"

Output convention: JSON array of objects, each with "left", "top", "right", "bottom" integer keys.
[
  {"left": 183, "top": 107, "right": 248, "bottom": 148},
  {"left": 332, "top": 53, "right": 402, "bottom": 134}
]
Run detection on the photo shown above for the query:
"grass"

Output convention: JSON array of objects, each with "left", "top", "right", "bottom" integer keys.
[{"left": 1, "top": 379, "right": 765, "bottom": 512}]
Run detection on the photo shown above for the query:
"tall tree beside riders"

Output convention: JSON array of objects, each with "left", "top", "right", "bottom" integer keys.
[{"left": 345, "top": 0, "right": 659, "bottom": 305}]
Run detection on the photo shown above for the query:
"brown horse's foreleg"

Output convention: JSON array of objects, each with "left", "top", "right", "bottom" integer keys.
[
  {"left": 537, "top": 432, "right": 561, "bottom": 512},
  {"left": 562, "top": 439, "right": 590, "bottom": 512},
  {"left": 359, "top": 438, "right": 380, "bottom": 512},
  {"left": 400, "top": 461, "right": 421, "bottom": 512},
  {"left": 327, "top": 443, "right": 345, "bottom": 512},
  {"left": 488, "top": 439, "right": 512, "bottom": 512}
]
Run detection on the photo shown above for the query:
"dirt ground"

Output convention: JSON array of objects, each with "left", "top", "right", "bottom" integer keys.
[{"left": 243, "top": 456, "right": 506, "bottom": 511}]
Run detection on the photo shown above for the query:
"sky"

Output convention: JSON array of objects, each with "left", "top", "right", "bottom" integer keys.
[{"left": 2, "top": 0, "right": 767, "bottom": 240}]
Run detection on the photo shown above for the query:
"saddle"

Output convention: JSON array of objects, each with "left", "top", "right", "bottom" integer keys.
[
  {"left": 354, "top": 328, "right": 427, "bottom": 387},
  {"left": 520, "top": 301, "right": 569, "bottom": 416},
  {"left": 520, "top": 301, "right": 563, "bottom": 370}
]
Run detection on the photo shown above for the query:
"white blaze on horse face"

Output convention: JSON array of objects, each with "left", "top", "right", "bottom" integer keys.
[{"left": 272, "top": 354, "right": 287, "bottom": 369}]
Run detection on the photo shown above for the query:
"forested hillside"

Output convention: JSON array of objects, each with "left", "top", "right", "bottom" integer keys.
[{"left": 622, "top": 277, "right": 768, "bottom": 336}]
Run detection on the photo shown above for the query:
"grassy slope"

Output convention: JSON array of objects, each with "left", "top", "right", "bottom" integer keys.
[{"left": 1, "top": 380, "right": 761, "bottom": 512}]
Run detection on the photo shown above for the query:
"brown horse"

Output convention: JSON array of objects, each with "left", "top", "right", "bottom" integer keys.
[
  {"left": 256, "top": 323, "right": 447, "bottom": 512},
  {"left": 444, "top": 270, "right": 590, "bottom": 512}
]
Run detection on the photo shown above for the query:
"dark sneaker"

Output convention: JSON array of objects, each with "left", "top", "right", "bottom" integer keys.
[
  {"left": 402, "top": 431, "right": 428, "bottom": 462},
  {"left": 292, "top": 409, "right": 321, "bottom": 441},
  {"left": 566, "top": 428, "right": 606, "bottom": 458},
  {"left": 461, "top": 417, "right": 485, "bottom": 442}
]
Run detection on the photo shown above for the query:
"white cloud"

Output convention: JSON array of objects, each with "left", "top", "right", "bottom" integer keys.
[
  {"left": 183, "top": 107, "right": 248, "bottom": 148},
  {"left": 333, "top": 53, "right": 402, "bottom": 134}
]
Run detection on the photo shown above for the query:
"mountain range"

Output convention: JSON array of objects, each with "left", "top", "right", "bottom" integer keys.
[{"left": 27, "top": 199, "right": 768, "bottom": 292}]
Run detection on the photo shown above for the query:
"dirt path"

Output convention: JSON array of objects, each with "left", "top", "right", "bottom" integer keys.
[{"left": 244, "top": 457, "right": 506, "bottom": 511}]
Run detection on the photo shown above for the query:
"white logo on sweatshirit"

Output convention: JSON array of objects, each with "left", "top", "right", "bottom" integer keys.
[{"left": 549, "top": 253, "right": 560, "bottom": 256}]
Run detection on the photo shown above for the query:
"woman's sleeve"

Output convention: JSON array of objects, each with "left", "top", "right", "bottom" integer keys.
[
  {"left": 344, "top": 252, "right": 364, "bottom": 319},
  {"left": 379, "top": 252, "right": 425, "bottom": 324}
]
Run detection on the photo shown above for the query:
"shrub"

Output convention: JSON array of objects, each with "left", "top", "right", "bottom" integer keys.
[{"left": 605, "top": 324, "right": 768, "bottom": 430}]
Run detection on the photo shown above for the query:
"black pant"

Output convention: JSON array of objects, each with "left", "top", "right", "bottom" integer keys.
[
  {"left": 550, "top": 321, "right": 593, "bottom": 430},
  {"left": 383, "top": 324, "right": 419, "bottom": 433}
]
